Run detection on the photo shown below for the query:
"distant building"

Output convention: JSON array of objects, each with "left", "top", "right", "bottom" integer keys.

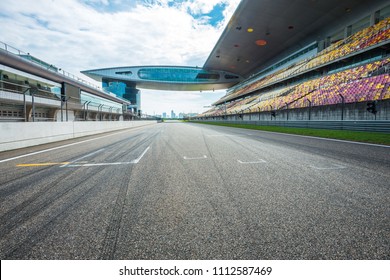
[
  {"left": 171, "top": 110, "right": 176, "bottom": 119},
  {"left": 162, "top": 112, "right": 167, "bottom": 118}
]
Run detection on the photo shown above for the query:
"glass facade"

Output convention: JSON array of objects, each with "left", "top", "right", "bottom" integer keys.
[
  {"left": 102, "top": 79, "right": 140, "bottom": 111},
  {"left": 103, "top": 81, "right": 127, "bottom": 96},
  {"left": 80, "top": 91, "right": 123, "bottom": 112},
  {"left": 137, "top": 67, "right": 220, "bottom": 82}
]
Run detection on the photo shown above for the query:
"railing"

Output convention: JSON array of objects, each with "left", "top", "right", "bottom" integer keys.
[
  {"left": 0, "top": 80, "right": 130, "bottom": 122},
  {"left": 0, "top": 41, "right": 105, "bottom": 93},
  {"left": 0, "top": 79, "right": 61, "bottom": 101},
  {"left": 194, "top": 120, "right": 390, "bottom": 133},
  {"left": 0, "top": 73, "right": 127, "bottom": 110}
]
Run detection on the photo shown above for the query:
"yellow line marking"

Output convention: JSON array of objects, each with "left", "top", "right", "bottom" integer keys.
[{"left": 17, "top": 162, "right": 70, "bottom": 167}]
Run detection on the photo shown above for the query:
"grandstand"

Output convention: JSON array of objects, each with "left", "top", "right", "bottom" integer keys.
[
  {"left": 198, "top": 12, "right": 390, "bottom": 122},
  {"left": 0, "top": 43, "right": 141, "bottom": 122}
]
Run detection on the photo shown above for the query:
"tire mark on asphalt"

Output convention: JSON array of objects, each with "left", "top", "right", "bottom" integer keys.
[
  {"left": 99, "top": 132, "right": 159, "bottom": 259},
  {"left": 0, "top": 165, "right": 63, "bottom": 197},
  {"left": 0, "top": 166, "right": 103, "bottom": 241},
  {"left": 0, "top": 132, "right": 143, "bottom": 197},
  {"left": 199, "top": 128, "right": 267, "bottom": 258},
  {"left": 106, "top": 128, "right": 168, "bottom": 259},
  {"left": 0, "top": 133, "right": 157, "bottom": 259},
  {"left": 1, "top": 167, "right": 108, "bottom": 259},
  {"left": 0, "top": 129, "right": 154, "bottom": 197},
  {"left": 99, "top": 173, "right": 130, "bottom": 260}
]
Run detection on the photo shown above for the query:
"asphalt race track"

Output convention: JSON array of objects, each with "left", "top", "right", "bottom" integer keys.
[{"left": 0, "top": 122, "right": 389, "bottom": 259}]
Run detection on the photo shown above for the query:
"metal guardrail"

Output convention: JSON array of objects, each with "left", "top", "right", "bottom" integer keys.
[
  {"left": 196, "top": 120, "right": 390, "bottom": 133},
  {"left": 0, "top": 41, "right": 104, "bottom": 92}
]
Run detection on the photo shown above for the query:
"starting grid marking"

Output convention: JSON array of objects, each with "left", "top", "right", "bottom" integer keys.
[
  {"left": 310, "top": 163, "right": 347, "bottom": 170},
  {"left": 180, "top": 157, "right": 348, "bottom": 171},
  {"left": 64, "top": 162, "right": 136, "bottom": 167},
  {"left": 17, "top": 146, "right": 151, "bottom": 168},
  {"left": 183, "top": 155, "right": 208, "bottom": 160},
  {"left": 15, "top": 145, "right": 348, "bottom": 171},
  {"left": 237, "top": 159, "right": 267, "bottom": 164}
]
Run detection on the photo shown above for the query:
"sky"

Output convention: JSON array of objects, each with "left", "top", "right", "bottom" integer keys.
[{"left": 0, "top": 0, "right": 241, "bottom": 115}]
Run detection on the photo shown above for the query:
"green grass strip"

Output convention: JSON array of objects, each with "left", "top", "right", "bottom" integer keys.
[{"left": 191, "top": 121, "right": 390, "bottom": 145}]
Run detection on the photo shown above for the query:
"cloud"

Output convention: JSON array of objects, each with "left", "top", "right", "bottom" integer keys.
[
  {"left": 184, "top": 0, "right": 225, "bottom": 15},
  {"left": 0, "top": 0, "right": 240, "bottom": 115},
  {"left": 85, "top": 0, "right": 110, "bottom": 5}
]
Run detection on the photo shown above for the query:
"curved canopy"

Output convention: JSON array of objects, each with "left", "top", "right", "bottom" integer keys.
[{"left": 82, "top": 66, "right": 243, "bottom": 91}]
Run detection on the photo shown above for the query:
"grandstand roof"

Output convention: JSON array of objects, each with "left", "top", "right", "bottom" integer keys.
[{"left": 203, "top": 0, "right": 389, "bottom": 78}]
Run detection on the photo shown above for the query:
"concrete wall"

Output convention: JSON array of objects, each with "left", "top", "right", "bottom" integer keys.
[
  {"left": 0, "top": 120, "right": 157, "bottom": 152},
  {"left": 194, "top": 119, "right": 390, "bottom": 133}
]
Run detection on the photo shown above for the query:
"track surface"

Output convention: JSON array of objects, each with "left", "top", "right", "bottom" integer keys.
[{"left": 0, "top": 122, "right": 389, "bottom": 259}]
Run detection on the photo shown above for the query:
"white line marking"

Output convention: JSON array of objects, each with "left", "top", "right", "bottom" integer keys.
[
  {"left": 0, "top": 129, "right": 139, "bottom": 164},
  {"left": 66, "top": 162, "right": 134, "bottom": 167},
  {"left": 63, "top": 146, "right": 150, "bottom": 167},
  {"left": 310, "top": 164, "right": 347, "bottom": 170},
  {"left": 60, "top": 148, "right": 105, "bottom": 168},
  {"left": 183, "top": 155, "right": 207, "bottom": 160},
  {"left": 237, "top": 159, "right": 267, "bottom": 164},
  {"left": 132, "top": 146, "right": 150, "bottom": 164},
  {"left": 205, "top": 134, "right": 234, "bottom": 137}
]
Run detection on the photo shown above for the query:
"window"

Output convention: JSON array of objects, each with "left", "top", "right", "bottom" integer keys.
[
  {"left": 138, "top": 67, "right": 220, "bottom": 82},
  {"left": 115, "top": 71, "right": 132, "bottom": 76},
  {"left": 225, "top": 74, "right": 239, "bottom": 79},
  {"left": 196, "top": 73, "right": 220, "bottom": 81}
]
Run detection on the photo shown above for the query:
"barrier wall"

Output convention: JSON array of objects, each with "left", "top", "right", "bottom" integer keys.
[
  {"left": 199, "top": 100, "right": 390, "bottom": 122},
  {"left": 0, "top": 120, "right": 157, "bottom": 152},
  {"left": 194, "top": 101, "right": 390, "bottom": 133},
  {"left": 193, "top": 120, "right": 390, "bottom": 133}
]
